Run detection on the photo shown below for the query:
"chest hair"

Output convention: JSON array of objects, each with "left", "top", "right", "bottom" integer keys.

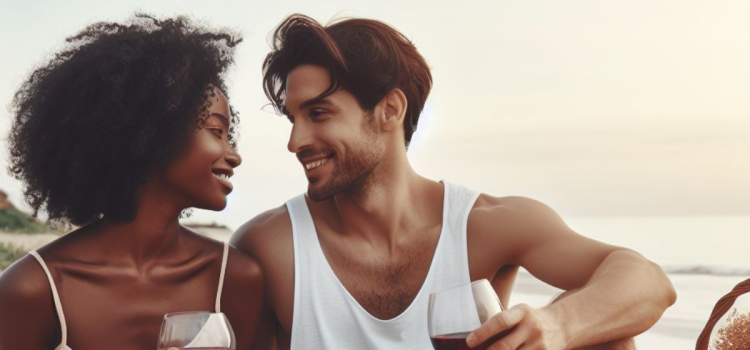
[{"left": 324, "top": 234, "right": 439, "bottom": 320}]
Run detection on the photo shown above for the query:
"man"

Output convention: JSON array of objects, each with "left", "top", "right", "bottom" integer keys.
[{"left": 232, "top": 14, "right": 676, "bottom": 350}]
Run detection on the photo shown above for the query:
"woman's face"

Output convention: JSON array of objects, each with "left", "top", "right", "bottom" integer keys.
[{"left": 162, "top": 88, "right": 242, "bottom": 211}]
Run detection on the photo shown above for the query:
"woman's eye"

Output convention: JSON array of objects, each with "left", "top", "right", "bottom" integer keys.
[{"left": 209, "top": 128, "right": 224, "bottom": 137}]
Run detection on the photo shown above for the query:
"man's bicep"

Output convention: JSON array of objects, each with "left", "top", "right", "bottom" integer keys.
[
  {"left": 486, "top": 196, "right": 621, "bottom": 291},
  {"left": 519, "top": 232, "right": 621, "bottom": 290}
]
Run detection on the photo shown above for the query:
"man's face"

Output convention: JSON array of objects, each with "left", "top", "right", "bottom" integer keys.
[{"left": 284, "top": 64, "right": 384, "bottom": 201}]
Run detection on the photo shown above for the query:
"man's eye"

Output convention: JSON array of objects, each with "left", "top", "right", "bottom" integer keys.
[{"left": 309, "top": 109, "right": 328, "bottom": 119}]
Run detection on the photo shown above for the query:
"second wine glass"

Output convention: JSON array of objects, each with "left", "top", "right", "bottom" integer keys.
[{"left": 428, "top": 279, "right": 508, "bottom": 350}]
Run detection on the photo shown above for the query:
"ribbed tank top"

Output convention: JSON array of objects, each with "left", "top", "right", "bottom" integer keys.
[{"left": 286, "top": 181, "right": 480, "bottom": 349}]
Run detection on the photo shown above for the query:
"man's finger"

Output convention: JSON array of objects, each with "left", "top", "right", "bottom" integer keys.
[
  {"left": 485, "top": 322, "right": 529, "bottom": 350},
  {"left": 467, "top": 304, "right": 527, "bottom": 347}
]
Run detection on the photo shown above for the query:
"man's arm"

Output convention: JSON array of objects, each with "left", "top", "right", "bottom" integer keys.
[
  {"left": 230, "top": 205, "right": 295, "bottom": 350},
  {"left": 467, "top": 196, "right": 676, "bottom": 350}
]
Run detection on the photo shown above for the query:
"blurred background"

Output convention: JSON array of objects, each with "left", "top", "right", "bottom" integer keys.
[{"left": 1, "top": 1, "right": 748, "bottom": 348}]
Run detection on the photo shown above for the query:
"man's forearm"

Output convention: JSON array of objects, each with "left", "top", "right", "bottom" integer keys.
[{"left": 540, "top": 249, "right": 676, "bottom": 349}]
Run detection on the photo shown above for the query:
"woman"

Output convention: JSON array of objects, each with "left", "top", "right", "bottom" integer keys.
[{"left": 0, "top": 14, "right": 266, "bottom": 350}]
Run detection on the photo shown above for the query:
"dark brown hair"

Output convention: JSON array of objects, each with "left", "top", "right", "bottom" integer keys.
[{"left": 262, "top": 14, "right": 432, "bottom": 147}]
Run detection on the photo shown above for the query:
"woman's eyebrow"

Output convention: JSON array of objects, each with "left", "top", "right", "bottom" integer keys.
[{"left": 210, "top": 112, "right": 230, "bottom": 128}]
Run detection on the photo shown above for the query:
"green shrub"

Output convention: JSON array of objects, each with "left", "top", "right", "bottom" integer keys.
[
  {"left": 0, "top": 207, "right": 59, "bottom": 234},
  {"left": 0, "top": 242, "right": 27, "bottom": 271}
]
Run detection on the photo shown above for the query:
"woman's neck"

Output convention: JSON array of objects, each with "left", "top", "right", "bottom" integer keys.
[{"left": 97, "top": 185, "right": 186, "bottom": 269}]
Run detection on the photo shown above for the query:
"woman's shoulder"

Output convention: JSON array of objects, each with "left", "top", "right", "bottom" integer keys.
[
  {"left": 0, "top": 253, "right": 52, "bottom": 304},
  {"left": 0, "top": 225, "right": 88, "bottom": 298},
  {"left": 0, "top": 253, "right": 59, "bottom": 345}
]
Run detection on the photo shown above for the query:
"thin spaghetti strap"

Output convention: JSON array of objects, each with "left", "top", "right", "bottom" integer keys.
[
  {"left": 29, "top": 251, "right": 71, "bottom": 350},
  {"left": 215, "top": 242, "right": 229, "bottom": 313}
]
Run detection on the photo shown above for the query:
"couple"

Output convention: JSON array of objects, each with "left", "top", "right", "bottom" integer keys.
[{"left": 0, "top": 13, "right": 676, "bottom": 350}]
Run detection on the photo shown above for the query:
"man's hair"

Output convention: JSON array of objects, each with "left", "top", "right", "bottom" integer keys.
[
  {"left": 8, "top": 13, "right": 241, "bottom": 226},
  {"left": 262, "top": 14, "right": 432, "bottom": 147}
]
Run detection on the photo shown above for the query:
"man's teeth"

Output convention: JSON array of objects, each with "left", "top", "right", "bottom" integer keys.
[{"left": 305, "top": 158, "right": 329, "bottom": 170}]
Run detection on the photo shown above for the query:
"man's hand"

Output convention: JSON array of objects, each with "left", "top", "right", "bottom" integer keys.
[{"left": 467, "top": 304, "right": 566, "bottom": 350}]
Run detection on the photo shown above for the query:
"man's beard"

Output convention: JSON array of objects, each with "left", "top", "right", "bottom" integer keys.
[{"left": 308, "top": 123, "right": 383, "bottom": 202}]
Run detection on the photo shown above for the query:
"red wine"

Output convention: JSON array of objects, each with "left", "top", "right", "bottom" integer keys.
[{"left": 431, "top": 330, "right": 510, "bottom": 350}]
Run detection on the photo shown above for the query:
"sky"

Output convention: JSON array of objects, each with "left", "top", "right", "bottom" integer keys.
[{"left": 0, "top": 0, "right": 748, "bottom": 230}]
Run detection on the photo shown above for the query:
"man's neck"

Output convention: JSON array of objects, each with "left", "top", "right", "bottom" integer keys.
[{"left": 324, "top": 157, "right": 443, "bottom": 249}]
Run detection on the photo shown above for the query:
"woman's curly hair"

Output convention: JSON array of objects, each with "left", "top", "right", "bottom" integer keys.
[{"left": 8, "top": 13, "right": 242, "bottom": 226}]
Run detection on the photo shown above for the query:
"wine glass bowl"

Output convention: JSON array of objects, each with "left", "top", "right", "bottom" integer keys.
[
  {"left": 157, "top": 311, "right": 236, "bottom": 350},
  {"left": 428, "top": 279, "right": 507, "bottom": 350}
]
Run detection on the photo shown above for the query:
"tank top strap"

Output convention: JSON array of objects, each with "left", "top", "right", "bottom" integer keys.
[
  {"left": 28, "top": 251, "right": 71, "bottom": 350},
  {"left": 286, "top": 195, "right": 315, "bottom": 242},
  {"left": 431, "top": 180, "right": 480, "bottom": 290},
  {"left": 214, "top": 242, "right": 229, "bottom": 313}
]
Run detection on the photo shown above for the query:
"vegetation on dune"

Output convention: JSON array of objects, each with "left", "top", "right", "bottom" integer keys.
[
  {"left": 0, "top": 242, "right": 26, "bottom": 271},
  {"left": 0, "top": 190, "right": 61, "bottom": 234},
  {"left": 0, "top": 207, "right": 60, "bottom": 233}
]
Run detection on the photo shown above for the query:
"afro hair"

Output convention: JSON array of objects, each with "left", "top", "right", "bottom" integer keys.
[{"left": 8, "top": 13, "right": 242, "bottom": 226}]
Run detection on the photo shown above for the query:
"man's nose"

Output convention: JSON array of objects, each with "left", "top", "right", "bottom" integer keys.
[{"left": 287, "top": 122, "right": 313, "bottom": 154}]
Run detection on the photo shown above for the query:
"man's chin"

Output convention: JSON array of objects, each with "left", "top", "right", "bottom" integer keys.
[
  {"left": 307, "top": 187, "right": 332, "bottom": 202},
  {"left": 307, "top": 179, "right": 339, "bottom": 202}
]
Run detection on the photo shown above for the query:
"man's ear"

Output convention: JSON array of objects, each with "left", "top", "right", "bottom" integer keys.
[{"left": 377, "top": 88, "right": 408, "bottom": 132}]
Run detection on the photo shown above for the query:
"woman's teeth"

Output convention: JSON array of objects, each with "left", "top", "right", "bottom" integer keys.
[
  {"left": 305, "top": 158, "right": 329, "bottom": 171},
  {"left": 214, "top": 173, "right": 230, "bottom": 181}
]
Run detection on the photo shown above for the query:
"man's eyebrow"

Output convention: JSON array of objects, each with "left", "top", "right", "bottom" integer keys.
[
  {"left": 282, "top": 97, "right": 333, "bottom": 118},
  {"left": 299, "top": 96, "right": 333, "bottom": 110}
]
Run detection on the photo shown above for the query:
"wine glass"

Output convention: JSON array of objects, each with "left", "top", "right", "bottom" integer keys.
[
  {"left": 428, "top": 279, "right": 508, "bottom": 350},
  {"left": 157, "top": 311, "right": 236, "bottom": 350}
]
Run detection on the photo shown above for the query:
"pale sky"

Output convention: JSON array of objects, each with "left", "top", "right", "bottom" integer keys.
[{"left": 1, "top": 0, "right": 748, "bottom": 229}]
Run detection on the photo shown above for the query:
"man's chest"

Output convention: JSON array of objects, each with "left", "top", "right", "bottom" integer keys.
[{"left": 320, "top": 229, "right": 441, "bottom": 320}]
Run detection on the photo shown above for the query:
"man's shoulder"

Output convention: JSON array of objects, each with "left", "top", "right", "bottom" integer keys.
[
  {"left": 240, "top": 204, "right": 293, "bottom": 237},
  {"left": 230, "top": 204, "right": 292, "bottom": 256},
  {"left": 472, "top": 194, "right": 556, "bottom": 218},
  {"left": 469, "top": 194, "right": 568, "bottom": 238}
]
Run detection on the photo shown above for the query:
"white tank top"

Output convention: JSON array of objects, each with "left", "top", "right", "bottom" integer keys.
[{"left": 287, "top": 181, "right": 480, "bottom": 349}]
